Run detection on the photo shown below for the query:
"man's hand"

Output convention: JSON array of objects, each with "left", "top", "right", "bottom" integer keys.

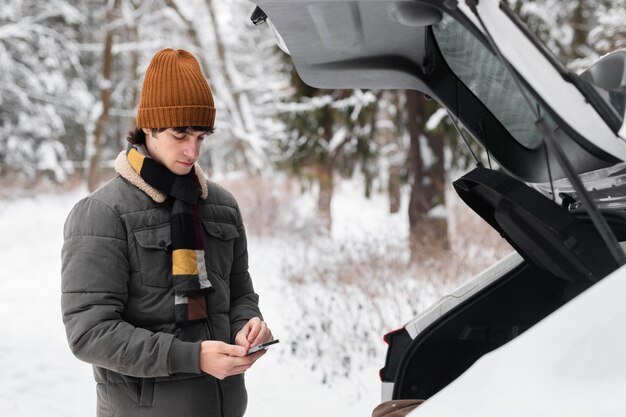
[
  {"left": 235, "top": 317, "right": 273, "bottom": 351},
  {"left": 199, "top": 340, "right": 265, "bottom": 380}
]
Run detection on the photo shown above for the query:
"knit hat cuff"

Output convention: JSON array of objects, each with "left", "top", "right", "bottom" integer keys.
[{"left": 137, "top": 105, "right": 216, "bottom": 129}]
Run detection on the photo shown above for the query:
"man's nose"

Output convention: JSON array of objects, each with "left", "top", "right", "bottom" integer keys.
[{"left": 183, "top": 141, "right": 200, "bottom": 159}]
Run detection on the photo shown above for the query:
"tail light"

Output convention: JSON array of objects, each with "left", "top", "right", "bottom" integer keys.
[{"left": 380, "top": 327, "right": 411, "bottom": 382}]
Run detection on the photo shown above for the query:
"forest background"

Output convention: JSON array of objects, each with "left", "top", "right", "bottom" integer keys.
[
  {"left": 2, "top": 0, "right": 624, "bottom": 254},
  {"left": 1, "top": 0, "right": 625, "bottom": 414}
]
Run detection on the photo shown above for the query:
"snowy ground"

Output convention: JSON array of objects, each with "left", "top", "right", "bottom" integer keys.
[{"left": 0, "top": 180, "right": 419, "bottom": 417}]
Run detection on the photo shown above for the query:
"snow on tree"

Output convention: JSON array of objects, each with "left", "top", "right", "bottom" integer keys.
[
  {"left": 160, "top": 0, "right": 290, "bottom": 174},
  {"left": 0, "top": 0, "right": 290, "bottom": 186},
  {"left": 510, "top": 0, "right": 626, "bottom": 69},
  {"left": 0, "top": 0, "right": 91, "bottom": 181},
  {"left": 273, "top": 66, "right": 378, "bottom": 229}
]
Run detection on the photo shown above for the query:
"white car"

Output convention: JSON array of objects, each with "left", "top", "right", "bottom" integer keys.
[{"left": 249, "top": 0, "right": 626, "bottom": 414}]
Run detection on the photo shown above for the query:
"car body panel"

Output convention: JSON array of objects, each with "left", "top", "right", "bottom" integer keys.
[
  {"left": 403, "top": 251, "right": 523, "bottom": 340},
  {"left": 386, "top": 166, "right": 626, "bottom": 401},
  {"left": 409, "top": 261, "right": 626, "bottom": 416}
]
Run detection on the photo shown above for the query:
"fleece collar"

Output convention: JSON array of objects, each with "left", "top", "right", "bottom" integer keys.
[{"left": 114, "top": 150, "right": 209, "bottom": 203}]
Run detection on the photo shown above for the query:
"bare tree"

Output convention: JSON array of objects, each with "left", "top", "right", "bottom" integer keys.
[
  {"left": 163, "top": 0, "right": 267, "bottom": 171},
  {"left": 87, "top": 0, "right": 121, "bottom": 192},
  {"left": 126, "top": 1, "right": 141, "bottom": 129}
]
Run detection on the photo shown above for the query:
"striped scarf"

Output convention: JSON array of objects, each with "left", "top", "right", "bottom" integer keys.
[{"left": 127, "top": 146, "right": 212, "bottom": 324}]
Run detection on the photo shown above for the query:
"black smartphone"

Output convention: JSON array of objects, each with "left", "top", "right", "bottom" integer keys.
[{"left": 246, "top": 339, "right": 280, "bottom": 355}]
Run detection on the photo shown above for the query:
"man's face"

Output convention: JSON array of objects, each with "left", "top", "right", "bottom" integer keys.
[{"left": 143, "top": 128, "right": 207, "bottom": 175}]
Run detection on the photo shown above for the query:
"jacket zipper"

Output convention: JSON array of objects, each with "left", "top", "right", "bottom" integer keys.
[{"left": 203, "top": 320, "right": 225, "bottom": 417}]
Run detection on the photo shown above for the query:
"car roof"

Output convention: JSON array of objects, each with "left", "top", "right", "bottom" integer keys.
[{"left": 253, "top": 0, "right": 626, "bottom": 183}]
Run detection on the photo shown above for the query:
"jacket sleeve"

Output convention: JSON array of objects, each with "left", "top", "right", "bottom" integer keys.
[
  {"left": 228, "top": 205, "right": 263, "bottom": 341},
  {"left": 61, "top": 197, "right": 201, "bottom": 378}
]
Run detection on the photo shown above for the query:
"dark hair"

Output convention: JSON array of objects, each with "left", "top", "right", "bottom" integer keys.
[{"left": 126, "top": 126, "right": 215, "bottom": 145}]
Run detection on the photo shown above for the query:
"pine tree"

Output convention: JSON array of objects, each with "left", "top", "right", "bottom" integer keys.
[{"left": 275, "top": 59, "right": 377, "bottom": 229}]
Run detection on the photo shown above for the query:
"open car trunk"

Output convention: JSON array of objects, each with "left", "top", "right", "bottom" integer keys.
[
  {"left": 250, "top": 0, "right": 626, "bottom": 404},
  {"left": 390, "top": 167, "right": 626, "bottom": 400}
]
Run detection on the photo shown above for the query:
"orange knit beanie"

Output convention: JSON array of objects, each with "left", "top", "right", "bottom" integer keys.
[{"left": 136, "top": 48, "right": 216, "bottom": 128}]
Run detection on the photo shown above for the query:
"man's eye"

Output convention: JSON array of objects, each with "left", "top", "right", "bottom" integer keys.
[
  {"left": 198, "top": 136, "right": 205, "bottom": 141},
  {"left": 174, "top": 135, "right": 185, "bottom": 140}
]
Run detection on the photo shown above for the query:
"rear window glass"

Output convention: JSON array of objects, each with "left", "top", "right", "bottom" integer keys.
[{"left": 433, "top": 15, "right": 558, "bottom": 149}]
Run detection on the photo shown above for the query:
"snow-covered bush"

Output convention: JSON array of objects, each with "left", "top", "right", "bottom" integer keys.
[{"left": 277, "top": 189, "right": 512, "bottom": 387}]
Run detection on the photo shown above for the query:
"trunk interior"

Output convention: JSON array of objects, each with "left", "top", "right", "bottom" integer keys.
[{"left": 392, "top": 166, "right": 626, "bottom": 400}]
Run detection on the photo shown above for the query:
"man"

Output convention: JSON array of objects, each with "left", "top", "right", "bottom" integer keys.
[{"left": 61, "top": 48, "right": 272, "bottom": 417}]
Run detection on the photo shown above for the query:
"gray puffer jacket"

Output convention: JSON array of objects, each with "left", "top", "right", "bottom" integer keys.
[{"left": 61, "top": 152, "right": 262, "bottom": 417}]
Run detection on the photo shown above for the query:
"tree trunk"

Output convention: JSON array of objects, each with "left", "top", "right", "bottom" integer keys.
[
  {"left": 407, "top": 90, "right": 424, "bottom": 262},
  {"left": 571, "top": 0, "right": 588, "bottom": 60},
  {"left": 422, "top": 127, "right": 449, "bottom": 252},
  {"left": 389, "top": 164, "right": 401, "bottom": 214},
  {"left": 166, "top": 0, "right": 258, "bottom": 170},
  {"left": 317, "top": 160, "right": 334, "bottom": 231},
  {"left": 127, "top": 4, "right": 140, "bottom": 130},
  {"left": 375, "top": 91, "right": 403, "bottom": 214},
  {"left": 87, "top": 0, "right": 120, "bottom": 192},
  {"left": 406, "top": 91, "right": 449, "bottom": 262},
  {"left": 207, "top": 0, "right": 253, "bottom": 133},
  {"left": 163, "top": 0, "right": 205, "bottom": 69},
  {"left": 317, "top": 107, "right": 336, "bottom": 231}
]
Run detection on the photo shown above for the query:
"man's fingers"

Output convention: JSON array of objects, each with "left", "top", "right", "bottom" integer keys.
[
  {"left": 248, "top": 320, "right": 270, "bottom": 345},
  {"left": 232, "top": 350, "right": 266, "bottom": 372},
  {"left": 247, "top": 328, "right": 260, "bottom": 344},
  {"left": 226, "top": 351, "right": 264, "bottom": 374},
  {"left": 200, "top": 340, "right": 265, "bottom": 379},
  {"left": 234, "top": 332, "right": 250, "bottom": 350},
  {"left": 216, "top": 342, "right": 246, "bottom": 357},
  {"left": 233, "top": 318, "right": 274, "bottom": 353},
  {"left": 230, "top": 345, "right": 247, "bottom": 357},
  {"left": 250, "top": 326, "right": 273, "bottom": 348},
  {"left": 246, "top": 318, "right": 263, "bottom": 343}
]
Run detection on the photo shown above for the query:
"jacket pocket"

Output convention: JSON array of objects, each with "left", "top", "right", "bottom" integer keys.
[
  {"left": 134, "top": 224, "right": 172, "bottom": 288},
  {"left": 201, "top": 220, "right": 239, "bottom": 279}
]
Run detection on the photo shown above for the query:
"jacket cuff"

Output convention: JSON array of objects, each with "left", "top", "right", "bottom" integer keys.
[
  {"left": 230, "top": 319, "right": 252, "bottom": 344},
  {"left": 168, "top": 339, "right": 202, "bottom": 375}
]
